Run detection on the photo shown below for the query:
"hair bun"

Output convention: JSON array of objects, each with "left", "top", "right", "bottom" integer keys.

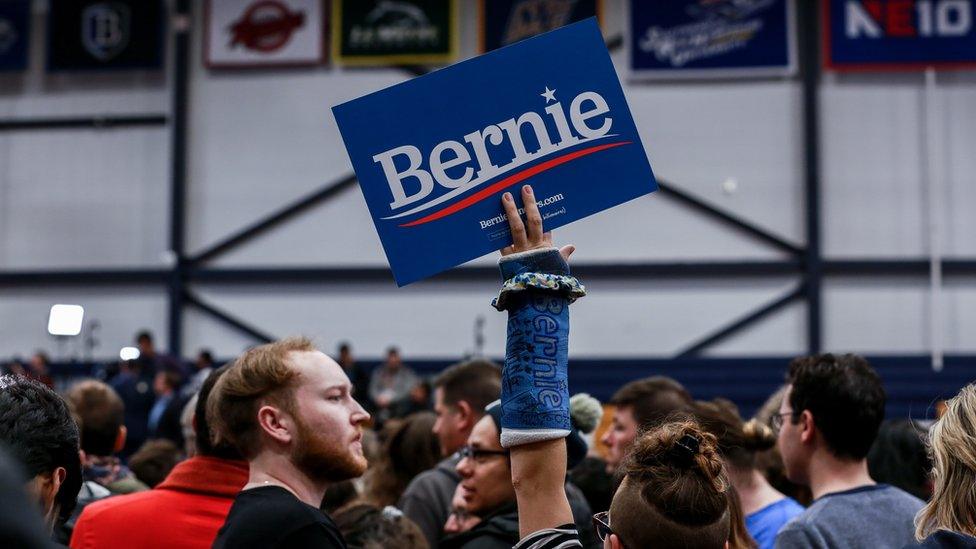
[{"left": 741, "top": 418, "right": 777, "bottom": 451}]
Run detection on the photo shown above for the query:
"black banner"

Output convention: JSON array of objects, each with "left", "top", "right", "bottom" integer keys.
[
  {"left": 334, "top": 0, "right": 456, "bottom": 65},
  {"left": 48, "top": 0, "right": 164, "bottom": 70}
]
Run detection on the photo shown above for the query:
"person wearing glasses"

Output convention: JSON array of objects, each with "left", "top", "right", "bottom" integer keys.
[
  {"left": 442, "top": 399, "right": 590, "bottom": 549},
  {"left": 773, "top": 354, "right": 923, "bottom": 548}
]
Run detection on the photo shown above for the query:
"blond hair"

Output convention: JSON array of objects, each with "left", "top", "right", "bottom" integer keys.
[
  {"left": 915, "top": 384, "right": 976, "bottom": 539},
  {"left": 206, "top": 337, "right": 315, "bottom": 459}
]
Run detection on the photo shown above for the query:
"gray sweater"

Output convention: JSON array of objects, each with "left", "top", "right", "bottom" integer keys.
[{"left": 776, "top": 484, "right": 924, "bottom": 549}]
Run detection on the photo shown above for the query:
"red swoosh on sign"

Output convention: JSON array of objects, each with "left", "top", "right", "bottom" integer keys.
[{"left": 398, "top": 140, "right": 632, "bottom": 228}]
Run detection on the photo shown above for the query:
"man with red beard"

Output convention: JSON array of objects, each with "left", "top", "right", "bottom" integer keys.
[{"left": 209, "top": 337, "right": 370, "bottom": 548}]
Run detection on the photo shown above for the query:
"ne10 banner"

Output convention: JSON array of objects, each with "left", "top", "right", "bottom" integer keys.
[
  {"left": 480, "top": 0, "right": 602, "bottom": 53},
  {"left": 825, "top": 0, "right": 976, "bottom": 70},
  {"left": 333, "top": 19, "right": 657, "bottom": 286}
]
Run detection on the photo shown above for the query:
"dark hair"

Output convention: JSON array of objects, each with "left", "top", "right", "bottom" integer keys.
[
  {"left": 129, "top": 439, "right": 181, "bottom": 488},
  {"left": 0, "top": 375, "right": 82, "bottom": 522},
  {"left": 194, "top": 365, "right": 242, "bottom": 460},
  {"left": 693, "top": 398, "right": 777, "bottom": 470},
  {"left": 568, "top": 456, "right": 614, "bottom": 515},
  {"left": 332, "top": 503, "right": 427, "bottom": 549},
  {"left": 433, "top": 359, "right": 501, "bottom": 413},
  {"left": 338, "top": 342, "right": 351, "bottom": 354},
  {"left": 868, "top": 420, "right": 931, "bottom": 500},
  {"left": 786, "top": 353, "right": 885, "bottom": 460},
  {"left": 364, "top": 412, "right": 440, "bottom": 507},
  {"left": 65, "top": 380, "right": 124, "bottom": 457},
  {"left": 197, "top": 350, "right": 214, "bottom": 366},
  {"left": 136, "top": 331, "right": 153, "bottom": 344},
  {"left": 386, "top": 347, "right": 400, "bottom": 357},
  {"left": 611, "top": 419, "right": 730, "bottom": 549},
  {"left": 610, "top": 376, "right": 693, "bottom": 430}
]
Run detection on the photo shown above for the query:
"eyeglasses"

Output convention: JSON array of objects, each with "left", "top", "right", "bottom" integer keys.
[
  {"left": 592, "top": 511, "right": 614, "bottom": 542},
  {"left": 770, "top": 411, "right": 797, "bottom": 430},
  {"left": 458, "top": 445, "right": 509, "bottom": 463}
]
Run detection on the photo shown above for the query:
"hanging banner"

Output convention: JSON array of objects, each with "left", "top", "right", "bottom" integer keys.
[
  {"left": 333, "top": 19, "right": 657, "bottom": 286},
  {"left": 824, "top": 0, "right": 976, "bottom": 71},
  {"left": 0, "top": 0, "right": 30, "bottom": 71},
  {"left": 332, "top": 0, "right": 456, "bottom": 65},
  {"left": 48, "top": 0, "right": 164, "bottom": 70},
  {"left": 480, "top": 0, "right": 601, "bottom": 52},
  {"left": 205, "top": 0, "right": 327, "bottom": 68},
  {"left": 629, "top": 0, "right": 796, "bottom": 79}
]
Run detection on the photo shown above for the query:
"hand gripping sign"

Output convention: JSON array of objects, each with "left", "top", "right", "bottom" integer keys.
[{"left": 333, "top": 18, "right": 657, "bottom": 286}]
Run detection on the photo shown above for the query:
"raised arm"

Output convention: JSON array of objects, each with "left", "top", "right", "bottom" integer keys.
[{"left": 494, "top": 185, "right": 583, "bottom": 539}]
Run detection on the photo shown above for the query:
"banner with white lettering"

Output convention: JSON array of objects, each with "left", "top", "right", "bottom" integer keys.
[
  {"left": 480, "top": 0, "right": 601, "bottom": 53},
  {"left": 48, "top": 0, "right": 164, "bottom": 70},
  {"left": 825, "top": 0, "right": 976, "bottom": 70},
  {"left": 333, "top": 19, "right": 657, "bottom": 285},
  {"left": 629, "top": 0, "right": 796, "bottom": 79},
  {"left": 0, "top": 0, "right": 30, "bottom": 71},
  {"left": 332, "top": 0, "right": 456, "bottom": 65},
  {"left": 205, "top": 0, "right": 326, "bottom": 68}
]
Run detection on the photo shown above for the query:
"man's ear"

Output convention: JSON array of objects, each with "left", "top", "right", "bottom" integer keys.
[
  {"left": 799, "top": 410, "right": 816, "bottom": 444},
  {"left": 609, "top": 533, "right": 624, "bottom": 549},
  {"left": 455, "top": 400, "right": 474, "bottom": 429},
  {"left": 113, "top": 425, "right": 127, "bottom": 454},
  {"left": 257, "top": 404, "right": 294, "bottom": 445}
]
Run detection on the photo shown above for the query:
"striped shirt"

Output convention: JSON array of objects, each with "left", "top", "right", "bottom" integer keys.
[{"left": 515, "top": 525, "right": 583, "bottom": 549}]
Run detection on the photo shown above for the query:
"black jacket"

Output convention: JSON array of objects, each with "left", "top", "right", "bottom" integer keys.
[{"left": 441, "top": 503, "right": 519, "bottom": 549}]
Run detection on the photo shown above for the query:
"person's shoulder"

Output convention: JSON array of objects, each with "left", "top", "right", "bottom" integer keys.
[
  {"left": 76, "top": 488, "right": 162, "bottom": 523},
  {"left": 231, "top": 487, "right": 324, "bottom": 522},
  {"left": 515, "top": 525, "right": 583, "bottom": 549},
  {"left": 906, "top": 530, "right": 976, "bottom": 549},
  {"left": 878, "top": 485, "right": 926, "bottom": 509}
]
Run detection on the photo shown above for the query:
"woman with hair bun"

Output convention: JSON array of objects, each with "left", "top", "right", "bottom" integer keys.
[
  {"left": 693, "top": 399, "right": 804, "bottom": 549},
  {"left": 907, "top": 384, "right": 976, "bottom": 548}
]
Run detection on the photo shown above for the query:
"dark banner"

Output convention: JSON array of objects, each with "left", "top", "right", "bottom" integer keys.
[
  {"left": 480, "top": 0, "right": 600, "bottom": 52},
  {"left": 333, "top": 0, "right": 456, "bottom": 65},
  {"left": 629, "top": 0, "right": 796, "bottom": 79},
  {"left": 0, "top": 0, "right": 31, "bottom": 71},
  {"left": 825, "top": 0, "right": 976, "bottom": 71},
  {"left": 48, "top": 0, "right": 164, "bottom": 70}
]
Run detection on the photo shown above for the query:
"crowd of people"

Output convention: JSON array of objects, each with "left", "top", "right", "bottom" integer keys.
[{"left": 1, "top": 185, "right": 974, "bottom": 548}]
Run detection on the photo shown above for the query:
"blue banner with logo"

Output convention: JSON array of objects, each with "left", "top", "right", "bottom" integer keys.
[
  {"left": 0, "top": 0, "right": 30, "bottom": 71},
  {"left": 480, "top": 0, "right": 601, "bottom": 52},
  {"left": 825, "top": 0, "right": 976, "bottom": 70},
  {"left": 333, "top": 19, "right": 657, "bottom": 286},
  {"left": 48, "top": 0, "right": 164, "bottom": 70},
  {"left": 629, "top": 0, "right": 796, "bottom": 79}
]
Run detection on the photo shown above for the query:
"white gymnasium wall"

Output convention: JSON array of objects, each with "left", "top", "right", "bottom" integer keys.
[{"left": 1, "top": 0, "right": 974, "bottom": 360}]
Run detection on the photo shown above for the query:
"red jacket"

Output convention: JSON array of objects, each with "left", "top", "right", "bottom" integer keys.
[{"left": 70, "top": 456, "right": 248, "bottom": 549}]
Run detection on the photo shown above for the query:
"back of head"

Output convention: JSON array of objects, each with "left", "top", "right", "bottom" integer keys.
[
  {"left": 365, "top": 411, "right": 440, "bottom": 507},
  {"left": 610, "top": 419, "right": 730, "bottom": 549},
  {"left": 332, "top": 503, "right": 427, "bottom": 549},
  {"left": 129, "top": 439, "right": 181, "bottom": 488},
  {"left": 787, "top": 353, "right": 885, "bottom": 460},
  {"left": 65, "top": 380, "right": 124, "bottom": 457},
  {"left": 916, "top": 384, "right": 976, "bottom": 540},
  {"left": 693, "top": 398, "right": 776, "bottom": 471},
  {"left": 194, "top": 365, "right": 243, "bottom": 460},
  {"left": 433, "top": 359, "right": 501, "bottom": 412},
  {"left": 207, "top": 337, "right": 314, "bottom": 459},
  {"left": 867, "top": 420, "right": 931, "bottom": 500},
  {"left": 0, "top": 375, "right": 82, "bottom": 522},
  {"left": 610, "top": 376, "right": 693, "bottom": 430}
]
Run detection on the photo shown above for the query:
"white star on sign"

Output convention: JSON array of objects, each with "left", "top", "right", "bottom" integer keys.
[{"left": 541, "top": 86, "right": 556, "bottom": 103}]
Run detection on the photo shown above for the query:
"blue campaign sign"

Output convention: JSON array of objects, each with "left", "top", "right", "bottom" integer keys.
[
  {"left": 0, "top": 0, "right": 31, "bottom": 71},
  {"left": 629, "top": 0, "right": 796, "bottom": 79},
  {"left": 333, "top": 18, "right": 656, "bottom": 286},
  {"left": 825, "top": 0, "right": 976, "bottom": 70}
]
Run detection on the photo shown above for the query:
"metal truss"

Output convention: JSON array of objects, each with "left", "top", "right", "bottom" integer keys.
[{"left": 2, "top": 1, "right": 974, "bottom": 358}]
